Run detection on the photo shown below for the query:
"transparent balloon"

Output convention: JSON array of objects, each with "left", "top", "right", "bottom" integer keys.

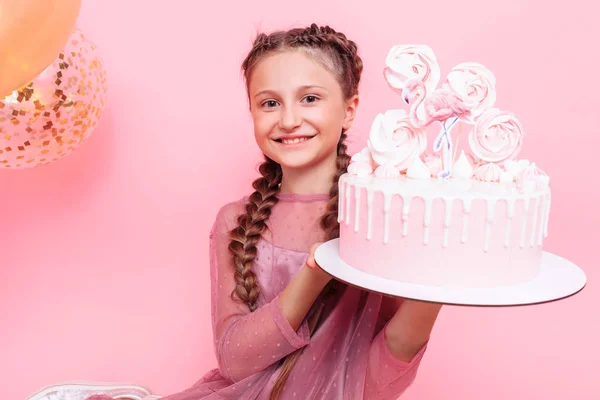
[{"left": 0, "top": 28, "right": 107, "bottom": 169}]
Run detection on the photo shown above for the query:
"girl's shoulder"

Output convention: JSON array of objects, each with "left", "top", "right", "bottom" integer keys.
[{"left": 211, "top": 196, "right": 248, "bottom": 235}]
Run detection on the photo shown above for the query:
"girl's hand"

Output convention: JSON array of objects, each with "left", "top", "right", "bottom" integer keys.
[{"left": 305, "top": 242, "right": 333, "bottom": 284}]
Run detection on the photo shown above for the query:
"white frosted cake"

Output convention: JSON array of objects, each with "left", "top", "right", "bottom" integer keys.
[{"left": 339, "top": 45, "right": 551, "bottom": 288}]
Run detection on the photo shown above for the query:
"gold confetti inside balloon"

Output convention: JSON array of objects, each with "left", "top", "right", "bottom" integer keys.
[{"left": 0, "top": 28, "right": 107, "bottom": 169}]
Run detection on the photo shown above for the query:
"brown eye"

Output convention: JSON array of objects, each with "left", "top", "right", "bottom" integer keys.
[
  {"left": 303, "top": 95, "right": 319, "bottom": 104},
  {"left": 262, "top": 100, "right": 279, "bottom": 108}
]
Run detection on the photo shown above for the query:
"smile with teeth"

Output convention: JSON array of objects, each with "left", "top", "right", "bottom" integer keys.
[{"left": 278, "top": 136, "right": 314, "bottom": 145}]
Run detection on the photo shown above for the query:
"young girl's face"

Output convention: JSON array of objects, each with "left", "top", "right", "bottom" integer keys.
[{"left": 248, "top": 50, "right": 357, "bottom": 173}]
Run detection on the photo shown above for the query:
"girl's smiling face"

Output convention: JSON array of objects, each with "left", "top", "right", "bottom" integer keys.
[{"left": 248, "top": 50, "right": 358, "bottom": 174}]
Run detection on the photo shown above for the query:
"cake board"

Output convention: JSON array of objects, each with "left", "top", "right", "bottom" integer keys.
[{"left": 314, "top": 239, "right": 587, "bottom": 307}]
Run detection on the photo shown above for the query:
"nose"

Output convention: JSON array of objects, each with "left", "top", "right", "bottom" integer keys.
[{"left": 278, "top": 105, "right": 302, "bottom": 132}]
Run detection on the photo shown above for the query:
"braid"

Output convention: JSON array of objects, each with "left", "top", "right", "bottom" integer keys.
[
  {"left": 241, "top": 33, "right": 270, "bottom": 74},
  {"left": 320, "top": 131, "right": 352, "bottom": 240},
  {"left": 242, "top": 24, "right": 363, "bottom": 100},
  {"left": 228, "top": 157, "right": 282, "bottom": 311},
  {"left": 289, "top": 24, "right": 363, "bottom": 99},
  {"left": 268, "top": 134, "right": 351, "bottom": 400},
  {"left": 238, "top": 22, "right": 362, "bottom": 399}
]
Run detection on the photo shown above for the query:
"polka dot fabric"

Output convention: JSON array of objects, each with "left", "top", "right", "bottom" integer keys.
[{"left": 87, "top": 194, "right": 427, "bottom": 400}]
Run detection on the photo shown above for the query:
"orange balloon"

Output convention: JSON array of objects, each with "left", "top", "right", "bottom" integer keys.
[{"left": 0, "top": 0, "right": 81, "bottom": 96}]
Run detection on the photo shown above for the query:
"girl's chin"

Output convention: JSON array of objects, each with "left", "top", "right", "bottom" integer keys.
[
  {"left": 273, "top": 152, "right": 335, "bottom": 172},
  {"left": 275, "top": 157, "right": 317, "bottom": 171}
]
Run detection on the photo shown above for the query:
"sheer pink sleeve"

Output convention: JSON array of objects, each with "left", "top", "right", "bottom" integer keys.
[
  {"left": 364, "top": 321, "right": 427, "bottom": 399},
  {"left": 209, "top": 201, "right": 311, "bottom": 383}
]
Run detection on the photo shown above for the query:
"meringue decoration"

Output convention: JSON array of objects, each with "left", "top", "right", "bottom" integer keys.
[
  {"left": 504, "top": 159, "right": 530, "bottom": 178},
  {"left": 368, "top": 109, "right": 427, "bottom": 172},
  {"left": 348, "top": 147, "right": 374, "bottom": 177},
  {"left": 474, "top": 163, "right": 504, "bottom": 182},
  {"left": 452, "top": 151, "right": 474, "bottom": 180},
  {"left": 517, "top": 162, "right": 550, "bottom": 193},
  {"left": 406, "top": 156, "right": 431, "bottom": 180},
  {"left": 468, "top": 108, "right": 524, "bottom": 163},
  {"left": 374, "top": 163, "right": 401, "bottom": 178}
]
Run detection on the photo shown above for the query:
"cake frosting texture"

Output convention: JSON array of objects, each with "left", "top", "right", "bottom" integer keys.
[{"left": 339, "top": 44, "right": 551, "bottom": 288}]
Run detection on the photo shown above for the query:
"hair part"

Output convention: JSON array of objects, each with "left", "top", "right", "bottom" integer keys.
[
  {"left": 229, "top": 23, "right": 362, "bottom": 399},
  {"left": 242, "top": 24, "right": 363, "bottom": 101}
]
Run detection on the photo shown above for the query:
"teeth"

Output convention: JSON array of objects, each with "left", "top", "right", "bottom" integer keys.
[{"left": 281, "top": 137, "right": 310, "bottom": 145}]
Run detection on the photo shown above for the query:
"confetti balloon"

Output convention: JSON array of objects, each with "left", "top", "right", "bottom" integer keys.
[{"left": 0, "top": 28, "right": 107, "bottom": 169}]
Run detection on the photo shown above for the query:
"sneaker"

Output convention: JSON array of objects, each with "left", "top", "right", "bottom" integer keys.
[{"left": 27, "top": 382, "right": 153, "bottom": 400}]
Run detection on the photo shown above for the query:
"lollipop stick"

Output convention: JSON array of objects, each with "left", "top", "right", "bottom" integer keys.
[{"left": 453, "top": 121, "right": 463, "bottom": 163}]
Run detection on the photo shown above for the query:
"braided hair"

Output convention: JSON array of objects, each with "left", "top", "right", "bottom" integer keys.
[{"left": 231, "top": 23, "right": 363, "bottom": 399}]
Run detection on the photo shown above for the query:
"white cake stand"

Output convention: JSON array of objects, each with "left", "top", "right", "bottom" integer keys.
[{"left": 314, "top": 239, "right": 587, "bottom": 307}]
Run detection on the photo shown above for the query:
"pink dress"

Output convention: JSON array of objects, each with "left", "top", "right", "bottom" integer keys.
[{"left": 90, "top": 193, "right": 427, "bottom": 400}]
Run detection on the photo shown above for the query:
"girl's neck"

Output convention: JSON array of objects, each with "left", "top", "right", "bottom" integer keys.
[{"left": 279, "top": 154, "right": 337, "bottom": 195}]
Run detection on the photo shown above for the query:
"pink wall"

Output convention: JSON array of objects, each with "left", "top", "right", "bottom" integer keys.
[{"left": 2, "top": 0, "right": 598, "bottom": 399}]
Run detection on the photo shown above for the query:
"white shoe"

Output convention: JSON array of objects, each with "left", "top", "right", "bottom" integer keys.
[{"left": 27, "top": 382, "right": 154, "bottom": 400}]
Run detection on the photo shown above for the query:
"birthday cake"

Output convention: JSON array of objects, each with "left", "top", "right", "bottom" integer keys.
[{"left": 339, "top": 45, "right": 551, "bottom": 287}]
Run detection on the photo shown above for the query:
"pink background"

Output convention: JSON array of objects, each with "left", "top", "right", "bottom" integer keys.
[{"left": 1, "top": 0, "right": 598, "bottom": 399}]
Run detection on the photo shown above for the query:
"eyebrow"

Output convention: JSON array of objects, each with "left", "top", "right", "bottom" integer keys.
[{"left": 253, "top": 85, "right": 328, "bottom": 99}]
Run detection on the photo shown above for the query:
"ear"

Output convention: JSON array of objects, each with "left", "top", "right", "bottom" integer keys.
[{"left": 342, "top": 95, "right": 359, "bottom": 131}]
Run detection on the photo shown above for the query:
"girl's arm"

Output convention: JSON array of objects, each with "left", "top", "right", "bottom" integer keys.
[
  {"left": 304, "top": 244, "right": 439, "bottom": 399},
  {"left": 384, "top": 300, "right": 442, "bottom": 361},
  {"left": 363, "top": 298, "right": 441, "bottom": 399},
  {"left": 209, "top": 203, "right": 330, "bottom": 383},
  {"left": 279, "top": 262, "right": 331, "bottom": 330}
]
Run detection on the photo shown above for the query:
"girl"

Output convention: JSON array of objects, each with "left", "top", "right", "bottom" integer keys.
[{"left": 31, "top": 23, "right": 442, "bottom": 400}]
